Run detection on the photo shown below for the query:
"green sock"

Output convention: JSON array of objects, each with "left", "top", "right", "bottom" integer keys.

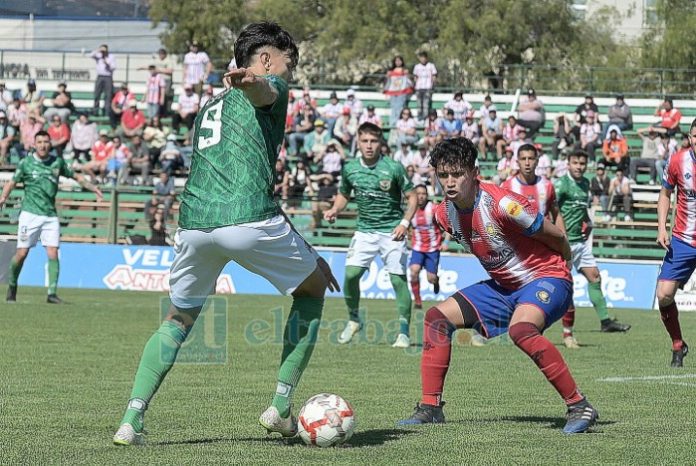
[
  {"left": 390, "top": 273, "right": 412, "bottom": 336},
  {"left": 121, "top": 320, "right": 188, "bottom": 431},
  {"left": 272, "top": 297, "right": 324, "bottom": 417},
  {"left": 588, "top": 281, "right": 610, "bottom": 321},
  {"left": 8, "top": 257, "right": 23, "bottom": 286},
  {"left": 344, "top": 266, "right": 367, "bottom": 322},
  {"left": 47, "top": 258, "right": 59, "bottom": 295}
]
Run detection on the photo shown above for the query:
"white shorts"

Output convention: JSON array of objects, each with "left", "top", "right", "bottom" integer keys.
[
  {"left": 345, "top": 231, "right": 408, "bottom": 275},
  {"left": 16, "top": 211, "right": 60, "bottom": 249},
  {"left": 571, "top": 239, "right": 597, "bottom": 271},
  {"left": 169, "top": 215, "right": 318, "bottom": 308}
]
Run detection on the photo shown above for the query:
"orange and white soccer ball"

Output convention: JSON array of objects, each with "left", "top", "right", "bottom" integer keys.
[{"left": 298, "top": 393, "right": 355, "bottom": 447}]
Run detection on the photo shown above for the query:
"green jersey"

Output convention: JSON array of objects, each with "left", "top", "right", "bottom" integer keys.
[
  {"left": 178, "top": 75, "right": 289, "bottom": 229},
  {"left": 12, "top": 153, "right": 74, "bottom": 217},
  {"left": 339, "top": 156, "right": 413, "bottom": 233},
  {"left": 554, "top": 174, "right": 591, "bottom": 243}
]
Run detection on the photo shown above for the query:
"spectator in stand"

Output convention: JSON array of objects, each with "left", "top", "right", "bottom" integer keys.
[
  {"left": 0, "top": 111, "right": 15, "bottom": 165},
  {"left": 494, "top": 146, "right": 518, "bottom": 185},
  {"left": 517, "top": 88, "right": 545, "bottom": 139},
  {"left": 579, "top": 110, "right": 601, "bottom": 159},
  {"left": 120, "top": 100, "right": 146, "bottom": 139},
  {"left": 394, "top": 142, "right": 416, "bottom": 168},
  {"left": 413, "top": 51, "right": 437, "bottom": 121},
  {"left": 601, "top": 127, "right": 629, "bottom": 172},
  {"left": 287, "top": 158, "right": 314, "bottom": 206},
  {"left": 151, "top": 48, "right": 175, "bottom": 117},
  {"left": 128, "top": 135, "right": 151, "bottom": 184},
  {"left": 479, "top": 105, "right": 503, "bottom": 160},
  {"left": 439, "top": 108, "right": 462, "bottom": 139},
  {"left": 149, "top": 207, "right": 169, "bottom": 246},
  {"left": 551, "top": 113, "right": 573, "bottom": 158},
  {"left": 311, "top": 175, "right": 338, "bottom": 229},
  {"left": 652, "top": 97, "right": 682, "bottom": 137},
  {"left": 287, "top": 105, "right": 316, "bottom": 157},
  {"left": 656, "top": 133, "right": 677, "bottom": 178},
  {"left": 359, "top": 104, "right": 381, "bottom": 127},
  {"left": 145, "top": 171, "right": 176, "bottom": 222},
  {"left": 143, "top": 65, "right": 166, "bottom": 120},
  {"left": 159, "top": 133, "right": 183, "bottom": 175},
  {"left": 84, "top": 129, "right": 114, "bottom": 182},
  {"left": 423, "top": 109, "right": 442, "bottom": 149},
  {"left": 497, "top": 115, "right": 523, "bottom": 159},
  {"left": 172, "top": 84, "right": 199, "bottom": 134},
  {"left": 605, "top": 93, "right": 632, "bottom": 138},
  {"left": 293, "top": 88, "right": 318, "bottom": 114},
  {"left": 7, "top": 95, "right": 27, "bottom": 130},
  {"left": 273, "top": 158, "right": 290, "bottom": 202},
  {"left": 304, "top": 119, "right": 331, "bottom": 161},
  {"left": 343, "top": 88, "right": 363, "bottom": 119},
  {"left": 0, "top": 82, "right": 13, "bottom": 111},
  {"left": 321, "top": 91, "right": 343, "bottom": 136},
  {"left": 70, "top": 113, "right": 97, "bottom": 164},
  {"left": 536, "top": 143, "right": 552, "bottom": 178},
  {"left": 609, "top": 168, "right": 633, "bottom": 222},
  {"left": 591, "top": 162, "right": 611, "bottom": 215},
  {"left": 553, "top": 151, "right": 569, "bottom": 178},
  {"left": 631, "top": 127, "right": 660, "bottom": 184},
  {"left": 24, "top": 79, "right": 44, "bottom": 117},
  {"left": 443, "top": 91, "right": 471, "bottom": 121},
  {"left": 142, "top": 116, "right": 168, "bottom": 167},
  {"left": 47, "top": 115, "right": 70, "bottom": 158},
  {"left": 43, "top": 82, "right": 73, "bottom": 123},
  {"left": 479, "top": 94, "right": 494, "bottom": 121},
  {"left": 183, "top": 40, "right": 212, "bottom": 94},
  {"left": 384, "top": 55, "right": 413, "bottom": 127},
  {"left": 406, "top": 164, "right": 424, "bottom": 186},
  {"left": 110, "top": 83, "right": 135, "bottom": 130},
  {"left": 315, "top": 139, "right": 345, "bottom": 180},
  {"left": 413, "top": 142, "right": 434, "bottom": 186},
  {"left": 90, "top": 44, "right": 116, "bottom": 117},
  {"left": 510, "top": 127, "right": 531, "bottom": 157},
  {"left": 573, "top": 94, "right": 600, "bottom": 139},
  {"left": 395, "top": 107, "right": 418, "bottom": 146},
  {"left": 461, "top": 111, "right": 480, "bottom": 147},
  {"left": 199, "top": 84, "right": 215, "bottom": 109},
  {"left": 19, "top": 114, "right": 44, "bottom": 156},
  {"left": 333, "top": 107, "right": 357, "bottom": 150},
  {"left": 106, "top": 135, "right": 132, "bottom": 185}
]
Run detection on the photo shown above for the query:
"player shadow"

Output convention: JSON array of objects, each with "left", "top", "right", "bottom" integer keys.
[
  {"left": 153, "top": 437, "right": 234, "bottom": 446},
  {"left": 471, "top": 415, "right": 616, "bottom": 431},
  {"left": 215, "top": 428, "right": 416, "bottom": 447}
]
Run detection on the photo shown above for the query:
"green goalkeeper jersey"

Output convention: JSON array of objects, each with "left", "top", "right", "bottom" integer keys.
[
  {"left": 178, "top": 75, "right": 289, "bottom": 229},
  {"left": 554, "top": 174, "right": 591, "bottom": 244},
  {"left": 12, "top": 153, "right": 74, "bottom": 217},
  {"left": 339, "top": 155, "right": 413, "bottom": 233}
]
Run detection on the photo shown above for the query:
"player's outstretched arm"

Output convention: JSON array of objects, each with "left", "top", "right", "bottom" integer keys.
[
  {"left": 223, "top": 68, "right": 278, "bottom": 108},
  {"left": 532, "top": 218, "right": 572, "bottom": 261},
  {"left": 323, "top": 193, "right": 349, "bottom": 224},
  {"left": 74, "top": 174, "right": 104, "bottom": 202},
  {"left": 0, "top": 180, "right": 17, "bottom": 209},
  {"left": 656, "top": 187, "right": 672, "bottom": 250}
]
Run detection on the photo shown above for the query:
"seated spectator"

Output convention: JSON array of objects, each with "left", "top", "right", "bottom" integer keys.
[
  {"left": 84, "top": 130, "right": 114, "bottom": 182},
  {"left": 343, "top": 88, "right": 363, "bottom": 119},
  {"left": 406, "top": 164, "right": 425, "bottom": 186},
  {"left": 551, "top": 113, "right": 573, "bottom": 158},
  {"left": 44, "top": 82, "right": 74, "bottom": 123},
  {"left": 47, "top": 115, "right": 70, "bottom": 158},
  {"left": 70, "top": 113, "right": 97, "bottom": 163},
  {"left": 159, "top": 134, "right": 183, "bottom": 175},
  {"left": 287, "top": 158, "right": 314, "bottom": 206},
  {"left": 315, "top": 140, "right": 345, "bottom": 180},
  {"left": 602, "top": 127, "right": 629, "bottom": 172},
  {"left": 333, "top": 107, "right": 357, "bottom": 150},
  {"left": 395, "top": 107, "right": 418, "bottom": 146},
  {"left": 128, "top": 135, "right": 151, "bottom": 184},
  {"left": 110, "top": 83, "right": 135, "bottom": 129},
  {"left": 578, "top": 111, "right": 601, "bottom": 159},
  {"left": 287, "top": 105, "right": 316, "bottom": 157},
  {"left": 536, "top": 144, "right": 552, "bottom": 178},
  {"left": 631, "top": 127, "right": 660, "bottom": 184},
  {"left": 0, "top": 81, "right": 13, "bottom": 112},
  {"left": 144, "top": 65, "right": 166, "bottom": 120},
  {"left": 573, "top": 94, "right": 600, "bottom": 140},
  {"left": 478, "top": 106, "right": 503, "bottom": 159},
  {"left": 510, "top": 127, "right": 531, "bottom": 157},
  {"left": 172, "top": 83, "right": 199, "bottom": 134},
  {"left": 479, "top": 94, "right": 494, "bottom": 121},
  {"left": 149, "top": 206, "right": 169, "bottom": 246},
  {"left": 591, "top": 162, "right": 611, "bottom": 216},
  {"left": 142, "top": 116, "right": 168, "bottom": 165},
  {"left": 120, "top": 100, "right": 146, "bottom": 139},
  {"left": 605, "top": 93, "right": 632, "bottom": 138},
  {"left": 443, "top": 91, "right": 471, "bottom": 121},
  {"left": 293, "top": 88, "right": 318, "bottom": 115},
  {"left": 652, "top": 97, "right": 682, "bottom": 137},
  {"left": 460, "top": 111, "right": 480, "bottom": 147},
  {"left": 497, "top": 115, "right": 523, "bottom": 159},
  {"left": 199, "top": 84, "right": 214, "bottom": 109},
  {"left": 303, "top": 119, "right": 331, "bottom": 160},
  {"left": 609, "top": 168, "right": 633, "bottom": 222},
  {"left": 494, "top": 146, "right": 518, "bottom": 185},
  {"left": 20, "top": 114, "right": 44, "bottom": 157},
  {"left": 552, "top": 151, "right": 569, "bottom": 178},
  {"left": 24, "top": 79, "right": 44, "bottom": 118},
  {"left": 311, "top": 175, "right": 338, "bottom": 229},
  {"left": 412, "top": 142, "right": 434, "bottom": 185},
  {"left": 145, "top": 172, "right": 176, "bottom": 221},
  {"left": 358, "top": 104, "right": 381, "bottom": 127},
  {"left": 423, "top": 109, "right": 442, "bottom": 148},
  {"left": 274, "top": 158, "right": 290, "bottom": 202},
  {"left": 393, "top": 142, "right": 415, "bottom": 168},
  {"left": 0, "top": 111, "right": 16, "bottom": 165},
  {"left": 321, "top": 91, "right": 343, "bottom": 136},
  {"left": 106, "top": 136, "right": 132, "bottom": 185},
  {"left": 439, "top": 108, "right": 462, "bottom": 140},
  {"left": 516, "top": 88, "right": 544, "bottom": 139},
  {"left": 7, "top": 96, "right": 28, "bottom": 130}
]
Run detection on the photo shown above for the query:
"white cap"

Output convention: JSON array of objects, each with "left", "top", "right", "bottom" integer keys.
[{"left": 346, "top": 89, "right": 355, "bottom": 96}]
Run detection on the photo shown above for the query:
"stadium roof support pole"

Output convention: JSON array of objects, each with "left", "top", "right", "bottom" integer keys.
[{"left": 108, "top": 188, "right": 119, "bottom": 244}]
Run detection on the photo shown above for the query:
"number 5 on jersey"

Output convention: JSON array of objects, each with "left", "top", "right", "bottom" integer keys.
[{"left": 198, "top": 100, "right": 223, "bottom": 149}]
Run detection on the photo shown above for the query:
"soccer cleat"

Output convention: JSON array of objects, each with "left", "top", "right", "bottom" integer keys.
[
  {"left": 470, "top": 332, "right": 487, "bottom": 347},
  {"left": 392, "top": 333, "right": 410, "bottom": 348},
  {"left": 338, "top": 320, "right": 362, "bottom": 344},
  {"left": 46, "top": 294, "right": 64, "bottom": 304},
  {"left": 259, "top": 406, "right": 298, "bottom": 437},
  {"left": 563, "top": 398, "right": 598, "bottom": 434},
  {"left": 563, "top": 335, "right": 580, "bottom": 349},
  {"left": 397, "top": 402, "right": 446, "bottom": 425},
  {"left": 600, "top": 318, "right": 631, "bottom": 333},
  {"left": 6, "top": 285, "right": 17, "bottom": 303},
  {"left": 113, "top": 423, "right": 145, "bottom": 446},
  {"left": 433, "top": 278, "right": 440, "bottom": 295},
  {"left": 671, "top": 342, "right": 689, "bottom": 368}
]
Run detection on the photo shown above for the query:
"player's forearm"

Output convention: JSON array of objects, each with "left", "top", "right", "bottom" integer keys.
[
  {"left": 536, "top": 219, "right": 571, "bottom": 260},
  {"left": 243, "top": 76, "right": 278, "bottom": 108},
  {"left": 331, "top": 193, "right": 349, "bottom": 213},
  {"left": 657, "top": 190, "right": 672, "bottom": 232},
  {"left": 0, "top": 181, "right": 16, "bottom": 203},
  {"left": 74, "top": 175, "right": 98, "bottom": 194}
]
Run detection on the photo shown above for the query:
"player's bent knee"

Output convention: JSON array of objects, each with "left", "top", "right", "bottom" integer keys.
[
  {"left": 508, "top": 322, "right": 540, "bottom": 346},
  {"left": 426, "top": 272, "right": 438, "bottom": 284},
  {"left": 165, "top": 303, "right": 202, "bottom": 330}
]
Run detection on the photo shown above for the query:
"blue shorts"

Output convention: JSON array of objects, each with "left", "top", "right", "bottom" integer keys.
[
  {"left": 658, "top": 237, "right": 696, "bottom": 286},
  {"left": 409, "top": 250, "right": 440, "bottom": 274},
  {"left": 456, "top": 277, "right": 573, "bottom": 339}
]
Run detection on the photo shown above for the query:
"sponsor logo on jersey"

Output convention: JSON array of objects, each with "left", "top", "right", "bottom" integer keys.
[
  {"left": 480, "top": 247, "right": 514, "bottom": 269},
  {"left": 485, "top": 222, "right": 498, "bottom": 237},
  {"left": 506, "top": 200, "right": 523, "bottom": 217},
  {"left": 379, "top": 179, "right": 392, "bottom": 191},
  {"left": 536, "top": 290, "right": 551, "bottom": 304}
]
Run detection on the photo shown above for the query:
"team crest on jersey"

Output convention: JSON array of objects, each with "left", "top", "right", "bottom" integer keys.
[
  {"left": 379, "top": 179, "right": 391, "bottom": 191},
  {"left": 536, "top": 290, "right": 551, "bottom": 304},
  {"left": 506, "top": 200, "right": 523, "bottom": 217},
  {"left": 485, "top": 223, "right": 498, "bottom": 237}
]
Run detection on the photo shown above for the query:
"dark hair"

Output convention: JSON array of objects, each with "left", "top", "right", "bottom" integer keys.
[
  {"left": 665, "top": 97, "right": 674, "bottom": 107},
  {"left": 429, "top": 137, "right": 478, "bottom": 171},
  {"left": 35, "top": 130, "right": 49, "bottom": 140},
  {"left": 690, "top": 117, "right": 696, "bottom": 132},
  {"left": 234, "top": 21, "right": 299, "bottom": 70},
  {"left": 417, "top": 51, "right": 428, "bottom": 58},
  {"left": 357, "top": 122, "right": 382, "bottom": 138},
  {"left": 391, "top": 55, "right": 405, "bottom": 70},
  {"left": 445, "top": 108, "right": 454, "bottom": 116},
  {"left": 569, "top": 149, "right": 589, "bottom": 161},
  {"left": 517, "top": 143, "right": 537, "bottom": 157},
  {"left": 414, "top": 184, "right": 428, "bottom": 191}
]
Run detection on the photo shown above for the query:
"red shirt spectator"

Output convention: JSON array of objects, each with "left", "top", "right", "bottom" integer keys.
[
  {"left": 47, "top": 120, "right": 70, "bottom": 143},
  {"left": 20, "top": 115, "right": 44, "bottom": 150},
  {"left": 655, "top": 98, "right": 682, "bottom": 136},
  {"left": 121, "top": 102, "right": 146, "bottom": 136},
  {"left": 92, "top": 137, "right": 115, "bottom": 162}
]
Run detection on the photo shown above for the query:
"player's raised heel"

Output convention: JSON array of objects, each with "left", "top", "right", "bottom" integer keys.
[
  {"left": 671, "top": 342, "right": 689, "bottom": 368},
  {"left": 113, "top": 423, "right": 145, "bottom": 446},
  {"left": 398, "top": 402, "right": 446, "bottom": 425},
  {"left": 6, "top": 285, "right": 17, "bottom": 303},
  {"left": 392, "top": 333, "right": 410, "bottom": 348},
  {"left": 338, "top": 321, "right": 362, "bottom": 344},
  {"left": 563, "top": 335, "right": 580, "bottom": 349},
  {"left": 563, "top": 398, "right": 598, "bottom": 434},
  {"left": 259, "top": 406, "right": 298, "bottom": 437},
  {"left": 600, "top": 318, "right": 630, "bottom": 333}
]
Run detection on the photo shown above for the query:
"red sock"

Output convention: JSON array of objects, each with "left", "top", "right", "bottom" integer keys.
[
  {"left": 659, "top": 302, "right": 683, "bottom": 351},
  {"left": 411, "top": 280, "right": 421, "bottom": 305},
  {"left": 509, "top": 322, "right": 584, "bottom": 405},
  {"left": 421, "top": 307, "right": 454, "bottom": 406},
  {"left": 562, "top": 307, "right": 575, "bottom": 337}
]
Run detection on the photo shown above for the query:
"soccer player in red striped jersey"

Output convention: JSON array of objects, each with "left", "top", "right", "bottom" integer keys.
[
  {"left": 409, "top": 185, "right": 443, "bottom": 308},
  {"left": 501, "top": 143, "right": 557, "bottom": 218}
]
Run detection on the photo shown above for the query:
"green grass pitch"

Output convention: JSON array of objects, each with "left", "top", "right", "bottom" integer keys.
[{"left": 1, "top": 287, "right": 694, "bottom": 464}]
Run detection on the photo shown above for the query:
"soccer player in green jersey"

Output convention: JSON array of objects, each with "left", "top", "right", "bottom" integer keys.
[
  {"left": 324, "top": 122, "right": 418, "bottom": 348},
  {"left": 113, "top": 22, "right": 339, "bottom": 446},
  {"left": 0, "top": 130, "right": 103, "bottom": 303},
  {"left": 554, "top": 149, "right": 630, "bottom": 342}
]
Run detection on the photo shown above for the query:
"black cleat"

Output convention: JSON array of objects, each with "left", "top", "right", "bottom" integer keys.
[
  {"left": 433, "top": 278, "right": 440, "bottom": 295},
  {"left": 46, "top": 294, "right": 64, "bottom": 304},
  {"left": 671, "top": 342, "right": 689, "bottom": 368},
  {"left": 6, "top": 285, "right": 17, "bottom": 303},
  {"left": 563, "top": 398, "right": 599, "bottom": 434},
  {"left": 600, "top": 318, "right": 631, "bottom": 333},
  {"left": 397, "top": 402, "right": 445, "bottom": 425}
]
